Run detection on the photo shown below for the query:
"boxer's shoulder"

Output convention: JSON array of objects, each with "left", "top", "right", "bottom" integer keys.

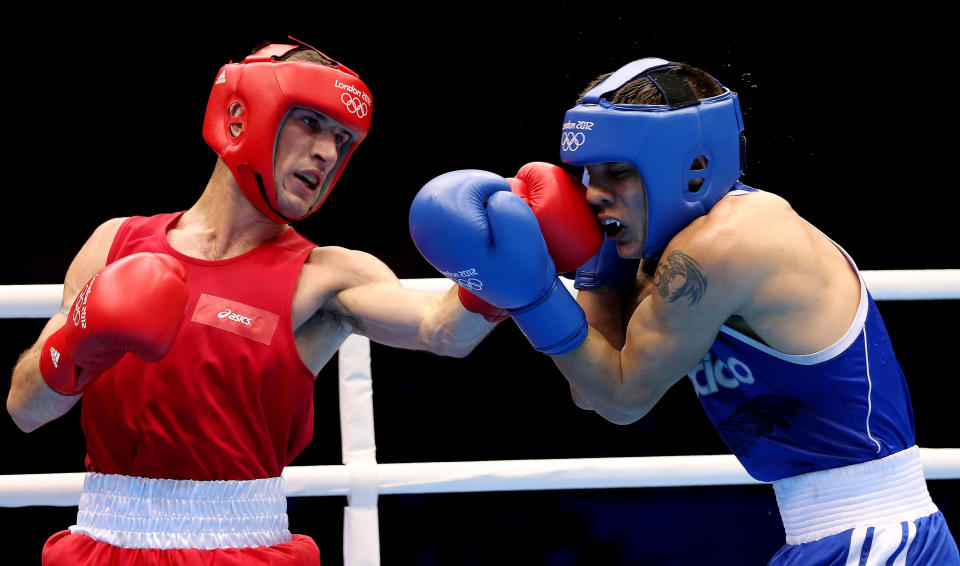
[
  {"left": 292, "top": 246, "right": 399, "bottom": 324},
  {"left": 699, "top": 189, "right": 788, "bottom": 231},
  {"left": 659, "top": 192, "right": 806, "bottom": 316},
  {"left": 90, "top": 217, "right": 131, "bottom": 249},
  {"left": 303, "top": 246, "right": 397, "bottom": 286},
  {"left": 62, "top": 218, "right": 131, "bottom": 305},
  {"left": 677, "top": 190, "right": 805, "bottom": 272}
]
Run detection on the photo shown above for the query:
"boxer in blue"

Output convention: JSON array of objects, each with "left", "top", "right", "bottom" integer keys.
[{"left": 409, "top": 59, "right": 959, "bottom": 564}]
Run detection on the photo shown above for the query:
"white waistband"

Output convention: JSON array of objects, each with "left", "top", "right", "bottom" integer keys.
[
  {"left": 70, "top": 473, "right": 291, "bottom": 550},
  {"left": 772, "top": 446, "right": 938, "bottom": 545}
]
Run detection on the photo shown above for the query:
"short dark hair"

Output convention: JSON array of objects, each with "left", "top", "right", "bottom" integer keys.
[
  {"left": 248, "top": 42, "right": 334, "bottom": 66},
  {"left": 578, "top": 62, "right": 724, "bottom": 105},
  {"left": 281, "top": 47, "right": 334, "bottom": 66}
]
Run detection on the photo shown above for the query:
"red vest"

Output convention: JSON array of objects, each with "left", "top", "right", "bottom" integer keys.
[{"left": 80, "top": 212, "right": 317, "bottom": 480}]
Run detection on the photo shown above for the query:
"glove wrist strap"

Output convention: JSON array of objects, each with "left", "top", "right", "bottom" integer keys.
[
  {"left": 509, "top": 279, "right": 587, "bottom": 355},
  {"left": 39, "top": 326, "right": 84, "bottom": 396}
]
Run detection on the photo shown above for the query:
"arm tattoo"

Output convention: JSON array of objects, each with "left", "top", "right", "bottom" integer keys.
[{"left": 653, "top": 250, "right": 707, "bottom": 305}]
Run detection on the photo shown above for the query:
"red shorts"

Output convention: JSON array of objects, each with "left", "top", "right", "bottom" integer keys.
[{"left": 42, "top": 531, "right": 321, "bottom": 565}]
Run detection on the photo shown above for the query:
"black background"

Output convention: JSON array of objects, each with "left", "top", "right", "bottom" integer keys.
[{"left": 1, "top": 9, "right": 956, "bottom": 565}]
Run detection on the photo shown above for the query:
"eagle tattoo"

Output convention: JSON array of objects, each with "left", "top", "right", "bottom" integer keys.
[{"left": 653, "top": 250, "right": 708, "bottom": 305}]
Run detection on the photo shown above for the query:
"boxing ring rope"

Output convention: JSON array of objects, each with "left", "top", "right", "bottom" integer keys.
[{"left": 2, "top": 270, "right": 959, "bottom": 566}]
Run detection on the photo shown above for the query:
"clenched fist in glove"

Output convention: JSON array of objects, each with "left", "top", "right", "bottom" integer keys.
[
  {"left": 409, "top": 169, "right": 596, "bottom": 355},
  {"left": 39, "top": 253, "right": 189, "bottom": 395},
  {"left": 456, "top": 162, "right": 603, "bottom": 322}
]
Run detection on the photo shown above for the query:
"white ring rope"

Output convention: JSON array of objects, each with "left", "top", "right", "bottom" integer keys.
[
  {"left": 2, "top": 273, "right": 958, "bottom": 565},
  {"left": 2, "top": 270, "right": 960, "bottom": 319},
  {"left": 3, "top": 449, "right": 958, "bottom": 508}
]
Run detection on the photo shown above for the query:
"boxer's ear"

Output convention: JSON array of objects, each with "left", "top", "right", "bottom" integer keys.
[{"left": 229, "top": 103, "right": 243, "bottom": 137}]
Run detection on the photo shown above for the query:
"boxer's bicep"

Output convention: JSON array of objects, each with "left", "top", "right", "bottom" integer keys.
[
  {"left": 327, "top": 251, "right": 491, "bottom": 356},
  {"left": 325, "top": 248, "right": 428, "bottom": 339},
  {"left": 621, "top": 244, "right": 754, "bottom": 409}
]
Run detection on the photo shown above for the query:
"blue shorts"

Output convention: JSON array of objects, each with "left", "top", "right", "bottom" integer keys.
[{"left": 768, "top": 510, "right": 958, "bottom": 565}]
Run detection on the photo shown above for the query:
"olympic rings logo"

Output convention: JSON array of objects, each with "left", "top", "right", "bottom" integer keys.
[
  {"left": 561, "top": 132, "right": 586, "bottom": 152},
  {"left": 341, "top": 93, "right": 368, "bottom": 118},
  {"left": 457, "top": 278, "right": 483, "bottom": 291}
]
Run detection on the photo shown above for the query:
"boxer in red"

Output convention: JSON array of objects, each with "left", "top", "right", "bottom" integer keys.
[{"left": 6, "top": 41, "right": 601, "bottom": 565}]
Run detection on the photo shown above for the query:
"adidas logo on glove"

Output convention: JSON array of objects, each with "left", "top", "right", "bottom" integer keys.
[{"left": 49, "top": 347, "right": 61, "bottom": 369}]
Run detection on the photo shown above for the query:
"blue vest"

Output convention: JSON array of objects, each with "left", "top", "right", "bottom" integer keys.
[{"left": 690, "top": 239, "right": 915, "bottom": 482}]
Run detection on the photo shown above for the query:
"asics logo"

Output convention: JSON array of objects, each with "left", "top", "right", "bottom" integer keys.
[
  {"left": 194, "top": 294, "right": 278, "bottom": 345},
  {"left": 218, "top": 308, "right": 253, "bottom": 326},
  {"left": 688, "top": 353, "right": 755, "bottom": 397},
  {"left": 341, "top": 93, "right": 368, "bottom": 118},
  {"left": 560, "top": 132, "right": 586, "bottom": 152}
]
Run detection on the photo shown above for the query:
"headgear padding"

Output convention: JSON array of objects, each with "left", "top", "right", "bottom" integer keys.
[
  {"left": 560, "top": 58, "right": 744, "bottom": 258},
  {"left": 203, "top": 43, "right": 372, "bottom": 223}
]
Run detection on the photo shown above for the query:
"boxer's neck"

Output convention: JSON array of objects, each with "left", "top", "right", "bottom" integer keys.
[{"left": 173, "top": 162, "right": 288, "bottom": 261}]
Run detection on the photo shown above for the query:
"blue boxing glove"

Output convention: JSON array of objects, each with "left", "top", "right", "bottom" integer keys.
[
  {"left": 409, "top": 170, "right": 587, "bottom": 355},
  {"left": 574, "top": 237, "right": 641, "bottom": 294}
]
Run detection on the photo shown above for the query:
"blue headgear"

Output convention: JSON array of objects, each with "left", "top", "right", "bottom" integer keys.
[{"left": 559, "top": 58, "right": 745, "bottom": 258}]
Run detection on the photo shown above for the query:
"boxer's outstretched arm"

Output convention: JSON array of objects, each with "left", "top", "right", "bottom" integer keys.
[
  {"left": 8, "top": 218, "right": 125, "bottom": 432},
  {"left": 339, "top": 281, "right": 495, "bottom": 358},
  {"left": 317, "top": 248, "right": 496, "bottom": 358}
]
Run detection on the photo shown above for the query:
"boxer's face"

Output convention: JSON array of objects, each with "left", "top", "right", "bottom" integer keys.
[
  {"left": 273, "top": 107, "right": 353, "bottom": 219},
  {"left": 585, "top": 161, "right": 647, "bottom": 259}
]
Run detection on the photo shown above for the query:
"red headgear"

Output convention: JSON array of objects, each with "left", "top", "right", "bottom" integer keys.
[{"left": 202, "top": 43, "right": 372, "bottom": 223}]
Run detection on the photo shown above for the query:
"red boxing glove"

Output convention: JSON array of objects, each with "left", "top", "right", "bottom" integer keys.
[
  {"left": 507, "top": 162, "right": 603, "bottom": 273},
  {"left": 458, "top": 287, "right": 508, "bottom": 323},
  {"left": 39, "top": 253, "right": 189, "bottom": 396},
  {"left": 454, "top": 162, "right": 600, "bottom": 322}
]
